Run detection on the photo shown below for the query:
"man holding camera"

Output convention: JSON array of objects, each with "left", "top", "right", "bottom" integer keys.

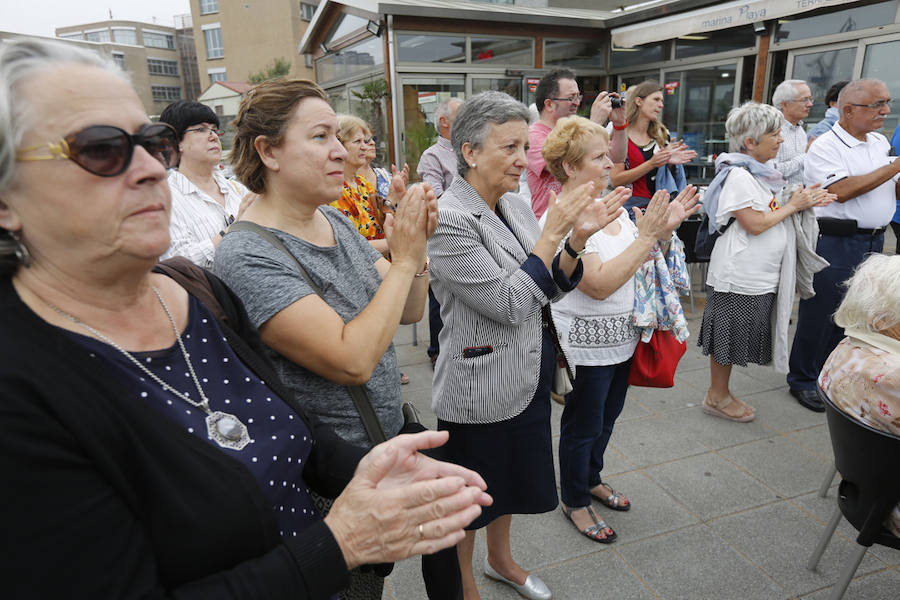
[{"left": 527, "top": 68, "right": 627, "bottom": 218}]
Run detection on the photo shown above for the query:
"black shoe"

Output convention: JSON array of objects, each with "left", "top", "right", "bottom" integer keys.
[{"left": 790, "top": 388, "right": 825, "bottom": 412}]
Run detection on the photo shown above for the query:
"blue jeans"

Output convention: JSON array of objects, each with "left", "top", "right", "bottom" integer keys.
[
  {"left": 787, "top": 232, "right": 884, "bottom": 391},
  {"left": 559, "top": 360, "right": 632, "bottom": 508}
]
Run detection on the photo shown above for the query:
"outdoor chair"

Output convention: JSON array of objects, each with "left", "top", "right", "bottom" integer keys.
[{"left": 806, "top": 389, "right": 900, "bottom": 600}]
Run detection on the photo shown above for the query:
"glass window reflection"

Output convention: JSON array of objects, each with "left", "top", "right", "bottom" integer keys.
[
  {"left": 774, "top": 0, "right": 898, "bottom": 43},
  {"left": 317, "top": 37, "right": 384, "bottom": 84},
  {"left": 791, "top": 47, "right": 856, "bottom": 125},
  {"left": 544, "top": 39, "right": 605, "bottom": 68},
  {"left": 397, "top": 34, "right": 465, "bottom": 63},
  {"left": 470, "top": 37, "right": 532, "bottom": 65}
]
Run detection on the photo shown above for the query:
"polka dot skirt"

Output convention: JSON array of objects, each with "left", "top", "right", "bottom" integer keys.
[
  {"left": 68, "top": 295, "right": 319, "bottom": 538},
  {"left": 698, "top": 290, "right": 775, "bottom": 367}
]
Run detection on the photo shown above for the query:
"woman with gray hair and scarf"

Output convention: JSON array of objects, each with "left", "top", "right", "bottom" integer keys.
[
  {"left": 427, "top": 91, "right": 625, "bottom": 600},
  {"left": 698, "top": 102, "right": 834, "bottom": 423}
]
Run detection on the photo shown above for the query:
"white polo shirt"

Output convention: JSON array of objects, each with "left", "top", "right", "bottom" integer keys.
[{"left": 804, "top": 122, "right": 898, "bottom": 229}]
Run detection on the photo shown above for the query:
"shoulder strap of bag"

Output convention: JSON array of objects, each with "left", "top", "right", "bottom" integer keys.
[
  {"left": 541, "top": 304, "right": 574, "bottom": 384},
  {"left": 227, "top": 220, "right": 388, "bottom": 445}
]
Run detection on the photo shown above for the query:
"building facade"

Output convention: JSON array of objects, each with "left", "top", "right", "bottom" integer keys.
[
  {"left": 300, "top": 0, "right": 899, "bottom": 179},
  {"left": 53, "top": 19, "right": 201, "bottom": 116},
  {"left": 189, "top": 0, "right": 318, "bottom": 88}
]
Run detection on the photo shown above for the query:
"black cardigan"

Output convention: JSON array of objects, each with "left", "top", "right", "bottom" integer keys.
[{"left": 0, "top": 273, "right": 366, "bottom": 599}]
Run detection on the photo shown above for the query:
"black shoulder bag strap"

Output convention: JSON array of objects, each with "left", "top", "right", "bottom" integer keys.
[{"left": 227, "top": 220, "right": 388, "bottom": 445}]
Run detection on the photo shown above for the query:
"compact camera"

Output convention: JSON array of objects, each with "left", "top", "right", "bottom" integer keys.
[{"left": 610, "top": 95, "right": 623, "bottom": 109}]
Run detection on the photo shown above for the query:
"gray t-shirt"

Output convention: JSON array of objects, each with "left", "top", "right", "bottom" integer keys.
[{"left": 213, "top": 206, "right": 402, "bottom": 448}]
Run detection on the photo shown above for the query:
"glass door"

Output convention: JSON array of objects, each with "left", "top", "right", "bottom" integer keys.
[
  {"left": 471, "top": 76, "right": 523, "bottom": 101},
  {"left": 398, "top": 76, "right": 465, "bottom": 179},
  {"left": 661, "top": 62, "right": 737, "bottom": 161},
  {"left": 860, "top": 37, "right": 900, "bottom": 135},
  {"left": 787, "top": 44, "right": 856, "bottom": 127}
]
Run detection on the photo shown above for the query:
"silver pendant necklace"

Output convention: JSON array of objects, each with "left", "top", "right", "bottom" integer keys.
[{"left": 44, "top": 286, "right": 251, "bottom": 450}]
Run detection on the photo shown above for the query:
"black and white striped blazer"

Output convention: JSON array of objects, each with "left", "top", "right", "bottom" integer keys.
[{"left": 428, "top": 177, "right": 566, "bottom": 424}]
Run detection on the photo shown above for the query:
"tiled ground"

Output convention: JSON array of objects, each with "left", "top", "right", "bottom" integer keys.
[{"left": 383, "top": 230, "right": 899, "bottom": 599}]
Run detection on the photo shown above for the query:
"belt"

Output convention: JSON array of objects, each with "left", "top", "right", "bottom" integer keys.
[
  {"left": 855, "top": 227, "right": 886, "bottom": 236},
  {"left": 817, "top": 217, "right": 886, "bottom": 237}
]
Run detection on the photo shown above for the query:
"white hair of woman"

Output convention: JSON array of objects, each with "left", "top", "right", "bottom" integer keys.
[
  {"left": 725, "top": 101, "right": 783, "bottom": 153},
  {"left": 834, "top": 254, "right": 900, "bottom": 333}
]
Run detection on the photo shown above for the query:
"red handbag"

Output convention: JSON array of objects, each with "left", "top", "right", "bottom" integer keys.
[{"left": 628, "top": 329, "right": 686, "bottom": 388}]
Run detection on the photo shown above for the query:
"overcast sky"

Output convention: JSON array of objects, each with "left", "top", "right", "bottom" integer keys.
[{"left": 2, "top": 0, "right": 192, "bottom": 37}]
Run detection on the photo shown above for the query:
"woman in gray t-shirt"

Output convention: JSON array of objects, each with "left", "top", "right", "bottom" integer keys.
[{"left": 213, "top": 80, "right": 435, "bottom": 450}]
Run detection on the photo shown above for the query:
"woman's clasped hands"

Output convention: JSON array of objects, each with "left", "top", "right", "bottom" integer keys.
[{"left": 324, "top": 431, "right": 493, "bottom": 569}]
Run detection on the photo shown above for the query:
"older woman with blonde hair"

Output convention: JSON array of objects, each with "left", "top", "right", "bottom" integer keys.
[
  {"left": 543, "top": 116, "right": 698, "bottom": 543},
  {"left": 0, "top": 39, "right": 489, "bottom": 599},
  {"left": 820, "top": 253, "right": 900, "bottom": 538}
]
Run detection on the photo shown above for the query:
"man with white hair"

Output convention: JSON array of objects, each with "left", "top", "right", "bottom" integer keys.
[
  {"left": 771, "top": 79, "right": 813, "bottom": 186},
  {"left": 417, "top": 97, "right": 462, "bottom": 197},
  {"left": 787, "top": 78, "right": 900, "bottom": 411}
]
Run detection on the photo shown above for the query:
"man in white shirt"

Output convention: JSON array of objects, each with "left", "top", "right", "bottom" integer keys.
[
  {"left": 770, "top": 79, "right": 813, "bottom": 186},
  {"left": 787, "top": 79, "right": 899, "bottom": 411},
  {"left": 159, "top": 100, "right": 250, "bottom": 267}
]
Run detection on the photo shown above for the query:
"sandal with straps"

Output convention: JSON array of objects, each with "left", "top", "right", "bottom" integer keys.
[
  {"left": 702, "top": 393, "right": 755, "bottom": 423},
  {"left": 591, "top": 484, "right": 631, "bottom": 512},
  {"left": 561, "top": 505, "right": 617, "bottom": 544}
]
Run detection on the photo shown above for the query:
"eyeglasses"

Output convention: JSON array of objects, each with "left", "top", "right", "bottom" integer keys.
[
  {"left": 791, "top": 97, "right": 814, "bottom": 104},
  {"left": 16, "top": 123, "right": 179, "bottom": 177},
  {"left": 364, "top": 136, "right": 377, "bottom": 145},
  {"left": 549, "top": 94, "right": 583, "bottom": 104},
  {"left": 848, "top": 99, "right": 894, "bottom": 110},
  {"left": 184, "top": 126, "right": 224, "bottom": 137}
]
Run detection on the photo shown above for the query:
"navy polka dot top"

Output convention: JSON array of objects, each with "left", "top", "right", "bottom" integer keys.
[{"left": 65, "top": 295, "right": 320, "bottom": 538}]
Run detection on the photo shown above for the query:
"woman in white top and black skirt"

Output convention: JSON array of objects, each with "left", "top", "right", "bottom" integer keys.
[{"left": 698, "top": 102, "right": 833, "bottom": 422}]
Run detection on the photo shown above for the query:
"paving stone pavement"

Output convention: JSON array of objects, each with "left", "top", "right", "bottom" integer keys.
[{"left": 383, "top": 237, "right": 900, "bottom": 599}]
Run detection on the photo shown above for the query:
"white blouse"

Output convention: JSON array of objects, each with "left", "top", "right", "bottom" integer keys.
[{"left": 552, "top": 211, "right": 640, "bottom": 366}]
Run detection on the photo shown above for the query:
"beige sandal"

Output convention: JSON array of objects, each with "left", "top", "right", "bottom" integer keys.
[{"left": 702, "top": 393, "right": 755, "bottom": 423}]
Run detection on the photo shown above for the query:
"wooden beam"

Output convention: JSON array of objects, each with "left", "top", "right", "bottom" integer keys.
[{"left": 753, "top": 32, "right": 770, "bottom": 103}]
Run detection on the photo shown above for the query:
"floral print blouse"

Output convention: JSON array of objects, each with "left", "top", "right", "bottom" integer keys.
[
  {"left": 330, "top": 175, "right": 385, "bottom": 240},
  {"left": 819, "top": 331, "right": 900, "bottom": 538}
]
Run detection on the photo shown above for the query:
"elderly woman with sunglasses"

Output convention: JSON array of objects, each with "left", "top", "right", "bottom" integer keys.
[
  {"left": 0, "top": 39, "right": 490, "bottom": 599},
  {"left": 159, "top": 100, "right": 252, "bottom": 267}
]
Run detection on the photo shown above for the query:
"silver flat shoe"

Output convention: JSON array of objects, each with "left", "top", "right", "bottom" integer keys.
[{"left": 483, "top": 558, "right": 551, "bottom": 600}]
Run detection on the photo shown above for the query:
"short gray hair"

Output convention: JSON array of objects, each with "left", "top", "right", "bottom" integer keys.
[
  {"left": 451, "top": 91, "right": 531, "bottom": 177},
  {"left": 772, "top": 79, "right": 806, "bottom": 111},
  {"left": 725, "top": 102, "right": 783, "bottom": 153},
  {"left": 0, "top": 38, "right": 123, "bottom": 274},
  {"left": 834, "top": 254, "right": 900, "bottom": 334},
  {"left": 837, "top": 79, "right": 887, "bottom": 111},
  {"left": 435, "top": 97, "right": 462, "bottom": 122}
]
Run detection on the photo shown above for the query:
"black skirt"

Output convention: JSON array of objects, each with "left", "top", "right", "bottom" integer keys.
[
  {"left": 437, "top": 331, "right": 558, "bottom": 530},
  {"left": 698, "top": 290, "right": 775, "bottom": 367}
]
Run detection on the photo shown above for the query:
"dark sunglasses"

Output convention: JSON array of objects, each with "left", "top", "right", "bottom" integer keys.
[{"left": 16, "top": 122, "right": 179, "bottom": 177}]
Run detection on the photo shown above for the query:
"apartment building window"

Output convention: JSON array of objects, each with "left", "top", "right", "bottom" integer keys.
[
  {"left": 152, "top": 85, "right": 182, "bottom": 101},
  {"left": 112, "top": 28, "right": 137, "bottom": 45},
  {"left": 111, "top": 52, "right": 126, "bottom": 69},
  {"left": 85, "top": 30, "right": 111, "bottom": 43},
  {"left": 200, "top": 0, "right": 219, "bottom": 14},
  {"left": 202, "top": 25, "right": 224, "bottom": 59},
  {"left": 148, "top": 58, "right": 179, "bottom": 76},
  {"left": 57, "top": 32, "right": 83, "bottom": 40},
  {"left": 300, "top": 2, "right": 316, "bottom": 21},
  {"left": 143, "top": 30, "right": 175, "bottom": 50},
  {"left": 208, "top": 68, "right": 227, "bottom": 83}
]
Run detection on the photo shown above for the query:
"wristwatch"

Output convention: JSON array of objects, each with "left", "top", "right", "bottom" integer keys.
[{"left": 563, "top": 237, "right": 586, "bottom": 260}]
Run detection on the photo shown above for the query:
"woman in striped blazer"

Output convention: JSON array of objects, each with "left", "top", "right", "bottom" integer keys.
[{"left": 427, "top": 91, "right": 625, "bottom": 600}]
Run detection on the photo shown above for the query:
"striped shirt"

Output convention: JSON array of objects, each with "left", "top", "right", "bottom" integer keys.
[
  {"left": 771, "top": 118, "right": 807, "bottom": 187},
  {"left": 428, "top": 177, "right": 580, "bottom": 423},
  {"left": 162, "top": 169, "right": 247, "bottom": 267}
]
